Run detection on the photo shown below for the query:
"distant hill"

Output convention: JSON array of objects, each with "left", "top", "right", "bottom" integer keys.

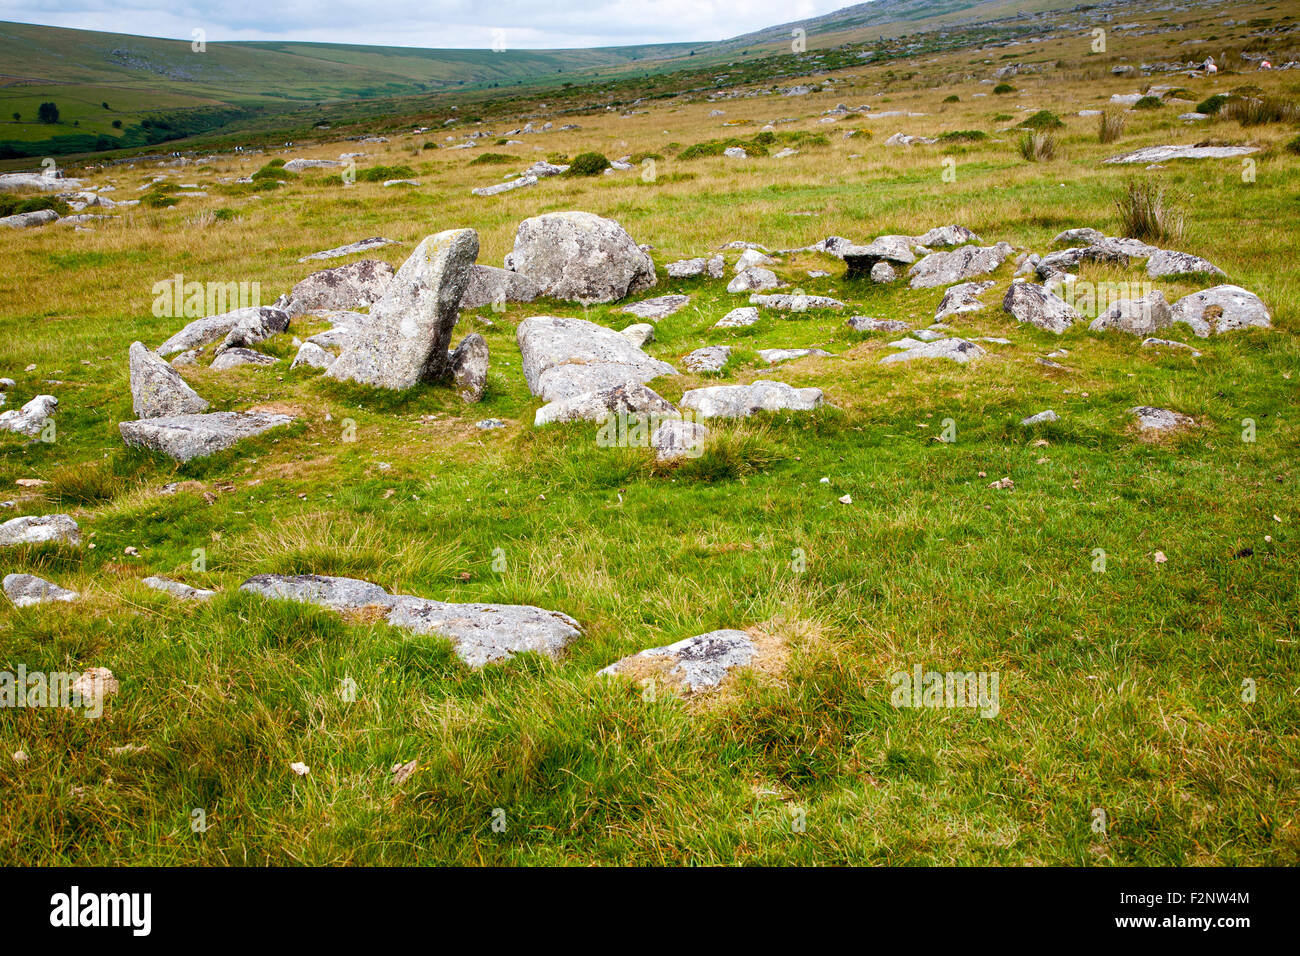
[{"left": 0, "top": 0, "right": 1080, "bottom": 158}]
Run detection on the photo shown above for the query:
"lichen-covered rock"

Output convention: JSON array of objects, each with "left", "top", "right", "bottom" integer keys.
[
  {"left": 504, "top": 211, "right": 656, "bottom": 304},
  {"left": 1169, "top": 285, "right": 1270, "bottom": 336},
  {"left": 534, "top": 381, "right": 675, "bottom": 427},
  {"left": 650, "top": 420, "right": 710, "bottom": 462},
  {"left": 449, "top": 333, "right": 489, "bottom": 403},
  {"left": 516, "top": 316, "right": 677, "bottom": 403},
  {"left": 879, "top": 338, "right": 986, "bottom": 364},
  {"left": 908, "top": 242, "right": 1014, "bottom": 289},
  {"left": 847, "top": 316, "right": 910, "bottom": 333},
  {"left": 240, "top": 573, "right": 582, "bottom": 668},
  {"left": 156, "top": 307, "right": 271, "bottom": 356},
  {"left": 286, "top": 259, "right": 394, "bottom": 315},
  {"left": 842, "top": 235, "right": 916, "bottom": 277},
  {"left": 916, "top": 225, "right": 981, "bottom": 247},
  {"left": 750, "top": 293, "right": 845, "bottom": 312},
  {"left": 726, "top": 267, "right": 780, "bottom": 294},
  {"left": 620, "top": 324, "right": 655, "bottom": 348},
  {"left": 1003, "top": 281, "right": 1081, "bottom": 334},
  {"left": 1128, "top": 406, "right": 1194, "bottom": 431},
  {"left": 870, "top": 261, "right": 896, "bottom": 283},
  {"left": 142, "top": 576, "right": 216, "bottom": 601},
  {"left": 128, "top": 341, "right": 208, "bottom": 418},
  {"left": 1089, "top": 290, "right": 1172, "bottom": 336},
  {"left": 758, "top": 348, "right": 831, "bottom": 364},
  {"left": 622, "top": 294, "right": 690, "bottom": 322},
  {"left": 666, "top": 255, "right": 724, "bottom": 279},
  {"left": 1021, "top": 410, "right": 1059, "bottom": 425},
  {"left": 119, "top": 411, "right": 294, "bottom": 462},
  {"left": 1146, "top": 249, "right": 1225, "bottom": 278},
  {"left": 714, "top": 307, "right": 760, "bottom": 328},
  {"left": 0, "top": 395, "right": 57, "bottom": 437},
  {"left": 459, "top": 264, "right": 541, "bottom": 310},
  {"left": 0, "top": 209, "right": 58, "bottom": 229},
  {"left": 936, "top": 280, "right": 996, "bottom": 321},
  {"left": 212, "top": 307, "right": 291, "bottom": 354},
  {"left": 210, "top": 348, "right": 278, "bottom": 371},
  {"left": 290, "top": 341, "right": 335, "bottom": 370},
  {"left": 683, "top": 346, "right": 731, "bottom": 372},
  {"left": 298, "top": 237, "right": 398, "bottom": 263},
  {"left": 0, "top": 514, "right": 81, "bottom": 547},
  {"left": 326, "top": 228, "right": 480, "bottom": 389},
  {"left": 599, "top": 629, "right": 755, "bottom": 693},
  {"left": 3, "top": 572, "right": 78, "bottom": 607},
  {"left": 680, "top": 380, "right": 823, "bottom": 418}
]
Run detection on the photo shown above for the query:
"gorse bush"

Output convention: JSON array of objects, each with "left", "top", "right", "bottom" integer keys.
[
  {"left": 1115, "top": 180, "right": 1184, "bottom": 243},
  {"left": 938, "top": 129, "right": 987, "bottom": 142},
  {"left": 1134, "top": 95, "right": 1163, "bottom": 110},
  {"left": 1022, "top": 110, "right": 1064, "bottom": 130},
  {"left": 993, "top": 83, "right": 1015, "bottom": 94},
  {"left": 355, "top": 164, "right": 415, "bottom": 182},
  {"left": 468, "top": 152, "right": 514, "bottom": 165},
  {"left": 564, "top": 151, "right": 611, "bottom": 176},
  {"left": 1196, "top": 93, "right": 1230, "bottom": 114}
]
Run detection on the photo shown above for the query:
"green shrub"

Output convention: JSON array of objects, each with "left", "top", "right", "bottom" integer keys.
[
  {"left": 468, "top": 152, "right": 514, "bottom": 166},
  {"left": 564, "top": 151, "right": 611, "bottom": 176},
  {"left": 938, "top": 129, "right": 987, "bottom": 142},
  {"left": 0, "top": 195, "right": 71, "bottom": 217},
  {"left": 1022, "top": 110, "right": 1064, "bottom": 130},
  {"left": 943, "top": 94, "right": 960, "bottom": 103},
  {"left": 1286, "top": 134, "right": 1300, "bottom": 155},
  {"left": 212, "top": 208, "right": 236, "bottom": 221},
  {"left": 356, "top": 164, "right": 415, "bottom": 182},
  {"left": 1134, "top": 96, "right": 1162, "bottom": 110},
  {"left": 993, "top": 83, "right": 1015, "bottom": 95},
  {"left": 992, "top": 112, "right": 1014, "bottom": 122},
  {"left": 1196, "top": 94, "right": 1230, "bottom": 115},
  {"left": 142, "top": 191, "right": 179, "bottom": 208}
]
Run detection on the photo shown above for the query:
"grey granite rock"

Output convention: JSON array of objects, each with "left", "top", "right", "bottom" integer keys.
[
  {"left": 599, "top": 629, "right": 755, "bottom": 692},
  {"left": 680, "top": 380, "right": 823, "bottom": 418},
  {"left": 1003, "top": 281, "right": 1081, "bottom": 334},
  {"left": 4, "top": 573, "right": 78, "bottom": 607},
  {"left": 286, "top": 259, "right": 394, "bottom": 315},
  {"left": 0, "top": 514, "right": 81, "bottom": 547},
  {"left": 650, "top": 420, "right": 710, "bottom": 462},
  {"left": 119, "top": 411, "right": 294, "bottom": 462},
  {"left": 129, "top": 341, "right": 208, "bottom": 418},
  {"left": 908, "top": 242, "right": 1014, "bottom": 289},
  {"left": 504, "top": 211, "right": 656, "bottom": 304},
  {"left": 682, "top": 345, "right": 731, "bottom": 373},
  {"left": 1169, "top": 284, "right": 1270, "bottom": 336},
  {"left": 142, "top": 576, "right": 216, "bottom": 601},
  {"left": 516, "top": 316, "right": 677, "bottom": 403}
]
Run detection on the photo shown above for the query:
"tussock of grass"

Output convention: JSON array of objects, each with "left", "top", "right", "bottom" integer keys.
[
  {"left": 1098, "top": 109, "right": 1126, "bottom": 144},
  {"left": 1114, "top": 180, "right": 1183, "bottom": 243},
  {"left": 1017, "top": 130, "right": 1057, "bottom": 162}
]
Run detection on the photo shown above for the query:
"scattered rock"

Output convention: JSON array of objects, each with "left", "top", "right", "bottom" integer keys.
[
  {"left": 283, "top": 158, "right": 342, "bottom": 172},
  {"left": 916, "top": 225, "right": 981, "bottom": 246},
  {"left": 1169, "top": 284, "right": 1270, "bottom": 336},
  {"left": 1142, "top": 337, "right": 1202, "bottom": 356},
  {"left": 449, "top": 333, "right": 490, "bottom": 403},
  {"left": 516, "top": 315, "right": 676, "bottom": 403},
  {"left": 0, "top": 209, "right": 59, "bottom": 229},
  {"left": 129, "top": 341, "right": 208, "bottom": 418},
  {"left": 622, "top": 294, "right": 690, "bottom": 322},
  {"left": 459, "top": 264, "right": 541, "bottom": 310},
  {"left": 286, "top": 259, "right": 394, "bottom": 315},
  {"left": 936, "top": 280, "right": 997, "bottom": 320},
  {"left": 504, "top": 211, "right": 656, "bottom": 304},
  {"left": 879, "top": 338, "right": 986, "bottom": 364},
  {"left": 0, "top": 395, "right": 56, "bottom": 437},
  {"left": 210, "top": 348, "right": 278, "bottom": 371},
  {"left": 843, "top": 235, "right": 916, "bottom": 276},
  {"left": 157, "top": 307, "right": 278, "bottom": 357},
  {"left": 142, "top": 576, "right": 216, "bottom": 601},
  {"left": 650, "top": 420, "right": 710, "bottom": 462},
  {"left": 749, "top": 293, "right": 844, "bottom": 311},
  {"left": 1128, "top": 406, "right": 1194, "bottom": 431},
  {"left": 534, "top": 382, "right": 674, "bottom": 427},
  {"left": 1002, "top": 281, "right": 1080, "bottom": 334},
  {"left": 472, "top": 174, "right": 538, "bottom": 197},
  {"left": 1090, "top": 290, "right": 1172, "bottom": 336},
  {"left": 847, "top": 316, "right": 910, "bottom": 333},
  {"left": 119, "top": 411, "right": 294, "bottom": 462},
  {"left": 3, "top": 572, "right": 78, "bottom": 607},
  {"left": 870, "top": 261, "right": 896, "bottom": 283},
  {"left": 715, "top": 307, "right": 760, "bottom": 328},
  {"left": 1104, "top": 144, "right": 1258, "bottom": 164},
  {"left": 290, "top": 341, "right": 335, "bottom": 370},
  {"left": 758, "top": 348, "right": 831, "bottom": 364},
  {"left": 213, "top": 307, "right": 291, "bottom": 355},
  {"left": 620, "top": 323, "right": 655, "bottom": 348},
  {"left": 680, "top": 380, "right": 823, "bottom": 418},
  {"left": 326, "top": 229, "right": 479, "bottom": 390},
  {"left": 1021, "top": 410, "right": 1059, "bottom": 425},
  {"left": 0, "top": 514, "right": 81, "bottom": 547},
  {"left": 298, "top": 237, "right": 398, "bottom": 263},
  {"left": 599, "top": 629, "right": 754, "bottom": 692},
  {"left": 666, "top": 255, "right": 725, "bottom": 279},
  {"left": 683, "top": 346, "right": 731, "bottom": 372},
  {"left": 908, "top": 242, "right": 1014, "bottom": 289},
  {"left": 1146, "top": 249, "right": 1225, "bottom": 278},
  {"left": 726, "top": 268, "right": 780, "bottom": 293},
  {"left": 240, "top": 573, "right": 582, "bottom": 668}
]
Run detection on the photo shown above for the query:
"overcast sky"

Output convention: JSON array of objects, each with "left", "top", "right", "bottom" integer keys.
[{"left": 0, "top": 0, "right": 857, "bottom": 48}]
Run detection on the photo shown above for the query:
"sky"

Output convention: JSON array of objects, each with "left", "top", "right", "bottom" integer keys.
[{"left": 0, "top": 0, "right": 860, "bottom": 48}]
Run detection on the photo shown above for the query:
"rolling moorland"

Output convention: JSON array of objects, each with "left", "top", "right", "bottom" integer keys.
[{"left": 0, "top": 0, "right": 1298, "bottom": 865}]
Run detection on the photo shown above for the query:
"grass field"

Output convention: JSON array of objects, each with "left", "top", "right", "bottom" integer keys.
[{"left": 0, "top": 0, "right": 1297, "bottom": 865}]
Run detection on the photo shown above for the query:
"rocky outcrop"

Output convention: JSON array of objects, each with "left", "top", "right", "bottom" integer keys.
[
  {"left": 516, "top": 316, "right": 676, "bottom": 404},
  {"left": 908, "top": 242, "right": 1014, "bottom": 289}
]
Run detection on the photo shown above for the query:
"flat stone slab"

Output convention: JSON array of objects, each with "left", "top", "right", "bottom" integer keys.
[
  {"left": 758, "top": 348, "right": 831, "bottom": 364},
  {"left": 908, "top": 243, "right": 1014, "bottom": 289},
  {"left": 726, "top": 268, "right": 780, "bottom": 294},
  {"left": 680, "top": 380, "right": 823, "bottom": 418},
  {"left": 1129, "top": 405, "right": 1194, "bottom": 431},
  {"left": 714, "top": 307, "right": 760, "bottom": 328},
  {"left": 0, "top": 514, "right": 81, "bottom": 547},
  {"left": 143, "top": 576, "right": 216, "bottom": 601},
  {"left": 240, "top": 573, "right": 582, "bottom": 668},
  {"left": 298, "top": 237, "right": 399, "bottom": 263},
  {"left": 1146, "top": 248, "right": 1225, "bottom": 278},
  {"left": 1021, "top": 410, "right": 1059, "bottom": 425},
  {"left": 1104, "top": 144, "right": 1258, "bottom": 164},
  {"left": 750, "top": 293, "right": 844, "bottom": 311},
  {"left": 879, "top": 338, "right": 986, "bottom": 365},
  {"left": 516, "top": 316, "right": 677, "bottom": 403},
  {"left": 621, "top": 294, "right": 691, "bottom": 322},
  {"left": 210, "top": 348, "right": 278, "bottom": 371},
  {"left": 4, "top": 572, "right": 78, "bottom": 607},
  {"left": 683, "top": 346, "right": 731, "bottom": 372},
  {"left": 847, "top": 316, "right": 910, "bottom": 333},
  {"left": 599, "top": 629, "right": 755, "bottom": 693},
  {"left": 119, "top": 412, "right": 294, "bottom": 462},
  {"left": 157, "top": 307, "right": 285, "bottom": 357}
]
